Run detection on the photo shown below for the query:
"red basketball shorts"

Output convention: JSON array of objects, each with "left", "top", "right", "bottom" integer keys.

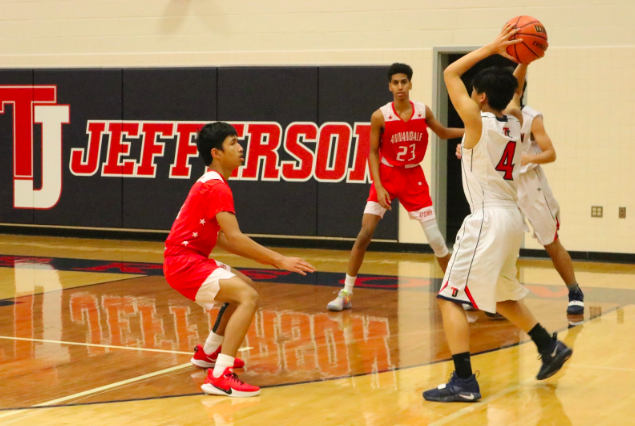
[
  {"left": 164, "top": 254, "right": 234, "bottom": 308},
  {"left": 367, "top": 163, "right": 433, "bottom": 213}
]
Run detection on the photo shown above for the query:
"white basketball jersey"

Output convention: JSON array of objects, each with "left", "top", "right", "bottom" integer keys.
[
  {"left": 461, "top": 113, "right": 522, "bottom": 211},
  {"left": 519, "top": 106, "right": 543, "bottom": 174}
]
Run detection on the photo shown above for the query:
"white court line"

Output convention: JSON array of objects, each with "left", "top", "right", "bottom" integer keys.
[
  {"left": 0, "top": 336, "right": 191, "bottom": 355},
  {"left": 0, "top": 363, "right": 191, "bottom": 421},
  {"left": 33, "top": 363, "right": 192, "bottom": 407},
  {"left": 0, "top": 335, "right": 253, "bottom": 355}
]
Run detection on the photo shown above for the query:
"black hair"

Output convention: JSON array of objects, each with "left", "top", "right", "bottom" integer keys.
[
  {"left": 387, "top": 63, "right": 413, "bottom": 82},
  {"left": 196, "top": 122, "right": 237, "bottom": 166},
  {"left": 471, "top": 67, "right": 518, "bottom": 111}
]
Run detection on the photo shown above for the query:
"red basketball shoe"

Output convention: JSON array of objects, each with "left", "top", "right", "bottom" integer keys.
[
  {"left": 191, "top": 345, "right": 245, "bottom": 369},
  {"left": 201, "top": 367, "right": 260, "bottom": 397}
]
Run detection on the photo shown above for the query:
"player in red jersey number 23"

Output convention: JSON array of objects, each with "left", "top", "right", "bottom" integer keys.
[{"left": 328, "top": 63, "right": 465, "bottom": 311}]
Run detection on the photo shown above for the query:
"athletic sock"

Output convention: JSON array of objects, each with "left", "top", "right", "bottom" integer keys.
[
  {"left": 452, "top": 352, "right": 473, "bottom": 379},
  {"left": 344, "top": 274, "right": 356, "bottom": 294},
  {"left": 203, "top": 331, "right": 224, "bottom": 354},
  {"left": 212, "top": 354, "right": 234, "bottom": 378},
  {"left": 528, "top": 323, "right": 552, "bottom": 352}
]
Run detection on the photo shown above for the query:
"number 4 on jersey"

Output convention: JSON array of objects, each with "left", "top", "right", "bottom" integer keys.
[{"left": 495, "top": 141, "right": 517, "bottom": 180}]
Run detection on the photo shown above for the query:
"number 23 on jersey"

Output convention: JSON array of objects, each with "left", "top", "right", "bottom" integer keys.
[{"left": 396, "top": 143, "right": 417, "bottom": 162}]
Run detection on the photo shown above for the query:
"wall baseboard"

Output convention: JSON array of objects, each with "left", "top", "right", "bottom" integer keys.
[{"left": 1, "top": 224, "right": 633, "bottom": 264}]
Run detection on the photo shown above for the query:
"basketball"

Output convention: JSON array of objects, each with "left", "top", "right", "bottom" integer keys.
[{"left": 506, "top": 16, "right": 548, "bottom": 64}]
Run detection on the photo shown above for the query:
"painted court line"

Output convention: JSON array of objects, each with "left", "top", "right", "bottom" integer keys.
[
  {"left": 0, "top": 363, "right": 191, "bottom": 421},
  {"left": 0, "top": 336, "right": 191, "bottom": 355},
  {"left": 33, "top": 363, "right": 192, "bottom": 407}
]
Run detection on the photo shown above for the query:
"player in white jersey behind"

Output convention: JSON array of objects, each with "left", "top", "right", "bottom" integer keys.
[
  {"left": 423, "top": 25, "right": 572, "bottom": 403},
  {"left": 515, "top": 66, "right": 585, "bottom": 316}
]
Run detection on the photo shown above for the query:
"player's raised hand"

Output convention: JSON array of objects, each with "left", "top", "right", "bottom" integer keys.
[
  {"left": 376, "top": 186, "right": 392, "bottom": 210},
  {"left": 488, "top": 23, "right": 522, "bottom": 62},
  {"left": 455, "top": 143, "right": 462, "bottom": 159},
  {"left": 275, "top": 256, "right": 316, "bottom": 275}
]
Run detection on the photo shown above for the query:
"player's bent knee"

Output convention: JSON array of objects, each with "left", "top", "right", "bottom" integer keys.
[
  {"left": 241, "top": 286, "right": 259, "bottom": 307},
  {"left": 217, "top": 277, "right": 258, "bottom": 306}
]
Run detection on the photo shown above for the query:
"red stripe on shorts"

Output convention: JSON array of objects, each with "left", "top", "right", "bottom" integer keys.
[{"left": 464, "top": 286, "right": 478, "bottom": 310}]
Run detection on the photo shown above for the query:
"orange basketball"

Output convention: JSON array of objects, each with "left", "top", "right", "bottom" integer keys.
[{"left": 506, "top": 16, "right": 548, "bottom": 64}]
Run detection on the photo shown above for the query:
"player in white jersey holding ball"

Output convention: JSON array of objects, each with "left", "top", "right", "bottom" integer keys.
[
  {"left": 423, "top": 25, "right": 572, "bottom": 403},
  {"left": 456, "top": 66, "right": 585, "bottom": 317}
]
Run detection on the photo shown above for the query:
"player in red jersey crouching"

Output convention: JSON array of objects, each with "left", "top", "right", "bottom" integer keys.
[{"left": 164, "top": 122, "right": 315, "bottom": 397}]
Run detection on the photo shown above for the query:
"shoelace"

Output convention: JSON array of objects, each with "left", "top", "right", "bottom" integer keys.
[{"left": 226, "top": 372, "right": 245, "bottom": 385}]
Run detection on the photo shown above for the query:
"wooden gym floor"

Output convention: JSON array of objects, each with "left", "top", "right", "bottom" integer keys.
[{"left": 0, "top": 234, "right": 633, "bottom": 425}]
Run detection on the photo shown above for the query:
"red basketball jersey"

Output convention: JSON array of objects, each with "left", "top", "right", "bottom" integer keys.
[
  {"left": 380, "top": 101, "right": 429, "bottom": 166},
  {"left": 165, "top": 170, "right": 235, "bottom": 258}
]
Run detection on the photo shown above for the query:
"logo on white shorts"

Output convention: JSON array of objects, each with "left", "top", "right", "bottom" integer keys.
[{"left": 417, "top": 209, "right": 433, "bottom": 220}]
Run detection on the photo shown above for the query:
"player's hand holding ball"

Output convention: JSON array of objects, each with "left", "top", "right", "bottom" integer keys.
[
  {"left": 487, "top": 23, "right": 523, "bottom": 62},
  {"left": 505, "top": 16, "right": 548, "bottom": 64}
]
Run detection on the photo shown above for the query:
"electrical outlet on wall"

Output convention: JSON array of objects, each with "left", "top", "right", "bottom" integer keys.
[
  {"left": 619, "top": 207, "right": 626, "bottom": 219},
  {"left": 591, "top": 206, "right": 603, "bottom": 218}
]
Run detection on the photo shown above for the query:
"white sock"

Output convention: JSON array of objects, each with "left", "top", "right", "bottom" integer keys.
[
  {"left": 344, "top": 274, "right": 356, "bottom": 294},
  {"left": 203, "top": 331, "right": 224, "bottom": 355},
  {"left": 212, "top": 354, "right": 235, "bottom": 378}
]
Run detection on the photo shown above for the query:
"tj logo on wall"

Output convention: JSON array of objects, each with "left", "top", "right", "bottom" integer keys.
[
  {"left": 0, "top": 85, "right": 69, "bottom": 209},
  {"left": 1, "top": 85, "right": 373, "bottom": 210}
]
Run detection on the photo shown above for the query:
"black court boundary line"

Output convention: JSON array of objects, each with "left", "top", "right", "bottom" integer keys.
[
  {"left": 0, "top": 305, "right": 622, "bottom": 412},
  {"left": 2, "top": 226, "right": 635, "bottom": 263}
]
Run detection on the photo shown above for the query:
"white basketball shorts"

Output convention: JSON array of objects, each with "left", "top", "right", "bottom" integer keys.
[
  {"left": 438, "top": 203, "right": 529, "bottom": 313},
  {"left": 517, "top": 167, "right": 561, "bottom": 246},
  {"left": 194, "top": 260, "right": 235, "bottom": 311}
]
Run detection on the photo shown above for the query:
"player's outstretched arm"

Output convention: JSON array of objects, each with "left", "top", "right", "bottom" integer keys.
[
  {"left": 522, "top": 116, "right": 556, "bottom": 165},
  {"left": 424, "top": 106, "right": 465, "bottom": 140},
  {"left": 368, "top": 110, "right": 391, "bottom": 210},
  {"left": 216, "top": 212, "right": 316, "bottom": 275},
  {"left": 444, "top": 24, "right": 522, "bottom": 149},
  {"left": 216, "top": 232, "right": 264, "bottom": 263}
]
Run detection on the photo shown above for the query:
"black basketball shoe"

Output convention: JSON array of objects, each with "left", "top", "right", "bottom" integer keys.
[
  {"left": 423, "top": 372, "right": 481, "bottom": 402},
  {"left": 536, "top": 333, "right": 573, "bottom": 380},
  {"left": 567, "top": 287, "right": 584, "bottom": 315}
]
